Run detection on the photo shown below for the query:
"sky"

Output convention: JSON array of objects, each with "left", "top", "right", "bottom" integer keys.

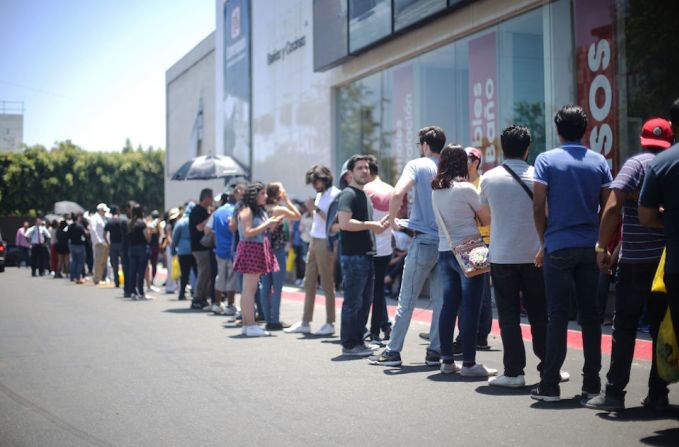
[{"left": 0, "top": 0, "right": 214, "bottom": 152}]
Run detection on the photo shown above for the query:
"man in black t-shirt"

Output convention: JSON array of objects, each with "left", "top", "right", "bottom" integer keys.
[
  {"left": 337, "top": 155, "right": 388, "bottom": 357},
  {"left": 189, "top": 188, "right": 213, "bottom": 310},
  {"left": 638, "top": 98, "right": 679, "bottom": 412},
  {"left": 104, "top": 205, "right": 127, "bottom": 288}
]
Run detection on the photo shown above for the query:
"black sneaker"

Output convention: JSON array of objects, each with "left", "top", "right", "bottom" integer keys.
[
  {"left": 190, "top": 300, "right": 204, "bottom": 310},
  {"left": 641, "top": 394, "right": 669, "bottom": 412},
  {"left": 178, "top": 294, "right": 186, "bottom": 301},
  {"left": 265, "top": 322, "right": 284, "bottom": 331},
  {"left": 368, "top": 350, "right": 402, "bottom": 366},
  {"left": 530, "top": 384, "right": 560, "bottom": 402},
  {"left": 452, "top": 341, "right": 462, "bottom": 355},
  {"left": 368, "top": 334, "right": 385, "bottom": 347},
  {"left": 418, "top": 332, "right": 430, "bottom": 341},
  {"left": 425, "top": 350, "right": 441, "bottom": 367},
  {"left": 382, "top": 325, "right": 391, "bottom": 341},
  {"left": 476, "top": 337, "right": 491, "bottom": 350},
  {"left": 584, "top": 392, "right": 624, "bottom": 412}
]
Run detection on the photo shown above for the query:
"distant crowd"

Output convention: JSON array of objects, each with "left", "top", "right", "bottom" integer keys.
[{"left": 16, "top": 100, "right": 679, "bottom": 413}]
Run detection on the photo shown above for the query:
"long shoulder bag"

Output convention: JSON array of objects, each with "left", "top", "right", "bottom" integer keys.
[
  {"left": 501, "top": 163, "right": 533, "bottom": 200},
  {"left": 432, "top": 197, "right": 490, "bottom": 278}
]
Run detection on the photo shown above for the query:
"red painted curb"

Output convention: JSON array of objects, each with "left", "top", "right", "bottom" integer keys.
[{"left": 281, "top": 289, "right": 653, "bottom": 361}]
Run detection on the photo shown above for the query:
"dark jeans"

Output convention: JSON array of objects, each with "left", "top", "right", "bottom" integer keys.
[
  {"left": 439, "top": 251, "right": 486, "bottom": 364},
  {"left": 30, "top": 244, "right": 47, "bottom": 275},
  {"left": 340, "top": 255, "right": 374, "bottom": 349},
  {"left": 128, "top": 245, "right": 148, "bottom": 296},
  {"left": 293, "top": 243, "right": 306, "bottom": 280},
  {"left": 69, "top": 244, "right": 86, "bottom": 281},
  {"left": 542, "top": 247, "right": 601, "bottom": 391},
  {"left": 109, "top": 242, "right": 123, "bottom": 287},
  {"left": 491, "top": 263, "right": 547, "bottom": 377},
  {"left": 606, "top": 262, "right": 668, "bottom": 399},
  {"left": 370, "top": 255, "right": 391, "bottom": 336},
  {"left": 18, "top": 246, "right": 29, "bottom": 268},
  {"left": 178, "top": 254, "right": 197, "bottom": 299}
]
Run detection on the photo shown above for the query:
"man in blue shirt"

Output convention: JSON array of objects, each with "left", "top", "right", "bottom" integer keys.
[
  {"left": 369, "top": 126, "right": 444, "bottom": 367},
  {"left": 531, "top": 105, "right": 613, "bottom": 402}
]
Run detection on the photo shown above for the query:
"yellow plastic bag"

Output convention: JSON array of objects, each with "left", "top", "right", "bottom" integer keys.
[
  {"left": 651, "top": 249, "right": 667, "bottom": 293},
  {"left": 657, "top": 307, "right": 679, "bottom": 384},
  {"left": 171, "top": 255, "right": 181, "bottom": 281},
  {"left": 286, "top": 248, "right": 296, "bottom": 273}
]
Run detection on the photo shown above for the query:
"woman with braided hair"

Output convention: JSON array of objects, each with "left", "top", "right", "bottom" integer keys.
[{"left": 234, "top": 182, "right": 283, "bottom": 337}]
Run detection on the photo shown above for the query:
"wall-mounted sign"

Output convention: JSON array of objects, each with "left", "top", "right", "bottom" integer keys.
[{"left": 267, "top": 36, "right": 306, "bottom": 65}]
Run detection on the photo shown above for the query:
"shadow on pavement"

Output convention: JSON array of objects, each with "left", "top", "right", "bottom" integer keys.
[
  {"left": 475, "top": 385, "right": 536, "bottom": 396},
  {"left": 382, "top": 364, "right": 435, "bottom": 376},
  {"left": 595, "top": 406, "right": 679, "bottom": 422},
  {"left": 331, "top": 355, "right": 371, "bottom": 362},
  {"left": 427, "top": 373, "right": 488, "bottom": 383},
  {"left": 640, "top": 428, "right": 679, "bottom": 446},
  {"left": 163, "top": 308, "right": 200, "bottom": 314},
  {"left": 227, "top": 334, "right": 278, "bottom": 339},
  {"left": 529, "top": 396, "right": 583, "bottom": 410}
]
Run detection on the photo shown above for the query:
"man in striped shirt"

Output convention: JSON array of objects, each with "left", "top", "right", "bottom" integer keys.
[{"left": 586, "top": 117, "right": 674, "bottom": 412}]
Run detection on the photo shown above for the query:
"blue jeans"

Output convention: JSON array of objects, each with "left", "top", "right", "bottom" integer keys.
[
  {"left": 128, "top": 245, "right": 148, "bottom": 296},
  {"left": 260, "top": 247, "right": 287, "bottom": 324},
  {"left": 340, "top": 255, "right": 374, "bottom": 349},
  {"left": 542, "top": 247, "right": 601, "bottom": 391},
  {"left": 438, "top": 251, "right": 486, "bottom": 364},
  {"left": 387, "top": 238, "right": 442, "bottom": 354},
  {"left": 69, "top": 244, "right": 86, "bottom": 280}
]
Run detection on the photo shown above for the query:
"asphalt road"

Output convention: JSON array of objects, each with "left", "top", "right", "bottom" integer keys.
[{"left": 0, "top": 268, "right": 677, "bottom": 447}]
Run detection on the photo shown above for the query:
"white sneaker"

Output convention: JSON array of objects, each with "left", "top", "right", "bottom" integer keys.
[
  {"left": 202, "top": 303, "right": 212, "bottom": 311},
  {"left": 211, "top": 304, "right": 224, "bottom": 314},
  {"left": 223, "top": 304, "right": 237, "bottom": 316},
  {"left": 488, "top": 374, "right": 525, "bottom": 388},
  {"left": 440, "top": 361, "right": 460, "bottom": 374},
  {"left": 314, "top": 323, "right": 335, "bottom": 336},
  {"left": 244, "top": 325, "right": 270, "bottom": 337},
  {"left": 560, "top": 371, "right": 570, "bottom": 383},
  {"left": 284, "top": 321, "right": 311, "bottom": 334},
  {"left": 460, "top": 364, "right": 498, "bottom": 377}
]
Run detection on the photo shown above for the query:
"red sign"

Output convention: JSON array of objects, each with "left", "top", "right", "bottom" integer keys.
[
  {"left": 468, "top": 32, "right": 499, "bottom": 171},
  {"left": 391, "top": 63, "right": 415, "bottom": 177},
  {"left": 574, "top": 0, "right": 617, "bottom": 172}
]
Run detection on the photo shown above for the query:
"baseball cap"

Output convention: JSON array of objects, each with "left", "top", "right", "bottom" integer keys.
[
  {"left": 465, "top": 147, "right": 482, "bottom": 160},
  {"left": 640, "top": 118, "right": 673, "bottom": 149},
  {"left": 96, "top": 203, "right": 110, "bottom": 213}
]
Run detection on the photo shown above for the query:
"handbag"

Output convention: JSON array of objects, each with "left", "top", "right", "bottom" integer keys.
[
  {"left": 432, "top": 196, "right": 490, "bottom": 278},
  {"left": 200, "top": 232, "right": 215, "bottom": 248}
]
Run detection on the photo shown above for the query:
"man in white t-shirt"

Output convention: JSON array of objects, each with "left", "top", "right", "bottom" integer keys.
[
  {"left": 91, "top": 203, "right": 110, "bottom": 285},
  {"left": 480, "top": 125, "right": 548, "bottom": 388},
  {"left": 364, "top": 157, "right": 395, "bottom": 346},
  {"left": 285, "top": 165, "right": 341, "bottom": 336}
]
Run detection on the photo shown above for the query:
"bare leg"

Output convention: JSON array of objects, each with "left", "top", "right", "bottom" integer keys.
[
  {"left": 241, "top": 273, "right": 260, "bottom": 326},
  {"left": 227, "top": 291, "right": 236, "bottom": 306}
]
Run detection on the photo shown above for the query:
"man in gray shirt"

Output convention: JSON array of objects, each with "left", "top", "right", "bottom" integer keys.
[{"left": 480, "top": 125, "right": 548, "bottom": 388}]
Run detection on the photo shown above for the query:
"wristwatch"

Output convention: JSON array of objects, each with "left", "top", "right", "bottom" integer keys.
[{"left": 594, "top": 242, "right": 606, "bottom": 253}]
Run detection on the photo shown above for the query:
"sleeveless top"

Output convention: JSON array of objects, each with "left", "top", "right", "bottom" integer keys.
[{"left": 237, "top": 209, "right": 268, "bottom": 243}]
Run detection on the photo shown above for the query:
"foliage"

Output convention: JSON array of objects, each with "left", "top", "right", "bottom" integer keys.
[{"left": 0, "top": 140, "right": 164, "bottom": 216}]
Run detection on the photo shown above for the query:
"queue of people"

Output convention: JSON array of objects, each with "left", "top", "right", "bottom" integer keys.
[{"left": 18, "top": 100, "right": 679, "bottom": 413}]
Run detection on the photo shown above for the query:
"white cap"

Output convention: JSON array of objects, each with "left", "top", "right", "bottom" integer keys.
[{"left": 96, "top": 203, "right": 110, "bottom": 213}]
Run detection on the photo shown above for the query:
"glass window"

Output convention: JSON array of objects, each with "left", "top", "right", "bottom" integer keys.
[
  {"left": 348, "top": 0, "right": 392, "bottom": 53},
  {"left": 313, "top": 0, "right": 348, "bottom": 71},
  {"left": 394, "top": 0, "right": 447, "bottom": 32}
]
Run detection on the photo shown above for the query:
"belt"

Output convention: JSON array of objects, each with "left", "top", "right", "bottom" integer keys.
[{"left": 402, "top": 228, "right": 425, "bottom": 237}]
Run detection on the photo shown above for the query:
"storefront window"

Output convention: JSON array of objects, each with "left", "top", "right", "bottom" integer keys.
[{"left": 348, "top": 0, "right": 392, "bottom": 53}]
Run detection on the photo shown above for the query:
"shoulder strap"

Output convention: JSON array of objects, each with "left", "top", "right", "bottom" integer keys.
[
  {"left": 502, "top": 164, "right": 533, "bottom": 200},
  {"left": 431, "top": 194, "right": 455, "bottom": 252}
]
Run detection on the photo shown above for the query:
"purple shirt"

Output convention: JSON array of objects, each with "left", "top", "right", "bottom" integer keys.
[{"left": 15, "top": 227, "right": 30, "bottom": 248}]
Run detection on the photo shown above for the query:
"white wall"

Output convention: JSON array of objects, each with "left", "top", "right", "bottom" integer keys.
[{"left": 0, "top": 114, "right": 23, "bottom": 152}]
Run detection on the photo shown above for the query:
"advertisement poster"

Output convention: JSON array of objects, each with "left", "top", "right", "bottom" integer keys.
[
  {"left": 574, "top": 0, "right": 617, "bottom": 172},
  {"left": 468, "top": 32, "right": 499, "bottom": 170},
  {"left": 224, "top": 0, "right": 251, "bottom": 170},
  {"left": 391, "top": 63, "right": 415, "bottom": 177}
]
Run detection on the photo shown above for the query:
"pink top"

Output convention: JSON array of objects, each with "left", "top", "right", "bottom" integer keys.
[{"left": 15, "top": 227, "right": 31, "bottom": 248}]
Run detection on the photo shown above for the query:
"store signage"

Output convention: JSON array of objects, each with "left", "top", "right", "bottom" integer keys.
[
  {"left": 468, "top": 32, "right": 499, "bottom": 170},
  {"left": 391, "top": 63, "right": 415, "bottom": 176},
  {"left": 267, "top": 36, "right": 306, "bottom": 65},
  {"left": 574, "top": 0, "right": 617, "bottom": 172}
]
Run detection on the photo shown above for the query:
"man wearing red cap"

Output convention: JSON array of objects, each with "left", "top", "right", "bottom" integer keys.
[{"left": 586, "top": 117, "right": 673, "bottom": 412}]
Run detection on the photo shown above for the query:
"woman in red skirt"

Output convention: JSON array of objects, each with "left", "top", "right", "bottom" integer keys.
[{"left": 234, "top": 182, "right": 283, "bottom": 337}]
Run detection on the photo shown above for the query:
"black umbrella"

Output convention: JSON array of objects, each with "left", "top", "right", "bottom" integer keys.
[
  {"left": 171, "top": 155, "right": 247, "bottom": 181},
  {"left": 54, "top": 201, "right": 85, "bottom": 215}
]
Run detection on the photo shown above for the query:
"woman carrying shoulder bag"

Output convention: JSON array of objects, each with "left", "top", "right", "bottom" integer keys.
[{"left": 431, "top": 144, "right": 496, "bottom": 377}]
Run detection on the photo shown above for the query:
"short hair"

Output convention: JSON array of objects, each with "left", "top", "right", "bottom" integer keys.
[
  {"left": 419, "top": 126, "right": 446, "bottom": 153},
  {"left": 554, "top": 104, "right": 588, "bottom": 141},
  {"left": 368, "top": 157, "right": 379, "bottom": 176},
  {"left": 110, "top": 205, "right": 120, "bottom": 215},
  {"left": 305, "top": 164, "right": 333, "bottom": 190},
  {"left": 199, "top": 188, "right": 213, "bottom": 201},
  {"left": 670, "top": 98, "right": 679, "bottom": 126},
  {"left": 347, "top": 154, "right": 374, "bottom": 172},
  {"left": 266, "top": 182, "right": 283, "bottom": 205},
  {"left": 501, "top": 125, "right": 532, "bottom": 159}
]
